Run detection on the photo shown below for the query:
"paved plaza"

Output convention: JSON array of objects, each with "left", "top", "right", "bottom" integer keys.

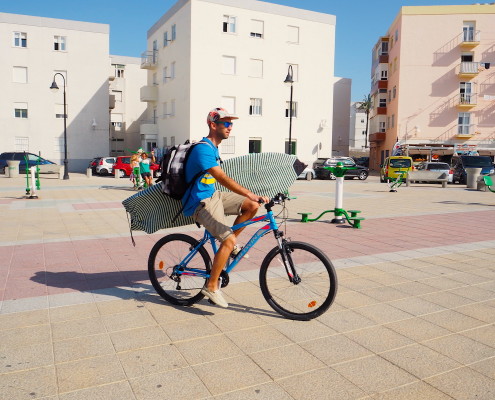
[{"left": 1, "top": 172, "right": 495, "bottom": 399}]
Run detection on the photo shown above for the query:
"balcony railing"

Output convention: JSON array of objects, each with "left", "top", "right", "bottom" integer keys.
[
  {"left": 140, "top": 85, "right": 158, "bottom": 102},
  {"left": 456, "top": 124, "right": 475, "bottom": 138},
  {"left": 369, "top": 131, "right": 386, "bottom": 142},
  {"left": 458, "top": 62, "right": 481, "bottom": 78},
  {"left": 460, "top": 30, "right": 480, "bottom": 47},
  {"left": 140, "top": 120, "right": 158, "bottom": 137},
  {"left": 141, "top": 50, "right": 157, "bottom": 69},
  {"left": 456, "top": 93, "right": 477, "bottom": 109}
]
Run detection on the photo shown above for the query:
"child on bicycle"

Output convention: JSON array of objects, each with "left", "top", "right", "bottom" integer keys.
[{"left": 181, "top": 108, "right": 269, "bottom": 308}]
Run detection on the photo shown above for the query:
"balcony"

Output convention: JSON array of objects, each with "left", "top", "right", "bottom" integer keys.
[
  {"left": 140, "top": 85, "right": 158, "bottom": 102},
  {"left": 371, "top": 79, "right": 388, "bottom": 95},
  {"left": 458, "top": 62, "right": 481, "bottom": 79},
  {"left": 369, "top": 131, "right": 386, "bottom": 142},
  {"left": 140, "top": 121, "right": 158, "bottom": 138},
  {"left": 109, "top": 95, "right": 115, "bottom": 110},
  {"left": 455, "top": 124, "right": 475, "bottom": 139},
  {"left": 141, "top": 50, "right": 158, "bottom": 69},
  {"left": 376, "top": 106, "right": 387, "bottom": 115},
  {"left": 459, "top": 30, "right": 480, "bottom": 49},
  {"left": 456, "top": 93, "right": 477, "bottom": 110}
]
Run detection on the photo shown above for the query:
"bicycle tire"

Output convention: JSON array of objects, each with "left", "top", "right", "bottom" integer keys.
[
  {"left": 148, "top": 234, "right": 211, "bottom": 306},
  {"left": 259, "top": 241, "right": 337, "bottom": 321}
]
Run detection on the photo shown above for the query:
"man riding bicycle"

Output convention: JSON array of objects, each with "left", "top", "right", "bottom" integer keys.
[{"left": 182, "top": 108, "right": 269, "bottom": 308}]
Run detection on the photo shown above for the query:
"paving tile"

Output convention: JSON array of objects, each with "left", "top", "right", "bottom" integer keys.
[
  {"left": 339, "top": 277, "right": 380, "bottom": 291},
  {"left": 129, "top": 367, "right": 210, "bottom": 400},
  {"left": 469, "top": 357, "right": 495, "bottom": 379},
  {"left": 426, "top": 367, "right": 495, "bottom": 400},
  {"left": 101, "top": 308, "right": 157, "bottom": 333},
  {"left": 51, "top": 316, "right": 106, "bottom": 341},
  {"left": 421, "top": 276, "right": 467, "bottom": 290},
  {"left": 421, "top": 310, "right": 485, "bottom": 333},
  {"left": 250, "top": 344, "right": 325, "bottom": 379},
  {"left": 96, "top": 298, "right": 146, "bottom": 315},
  {"left": 333, "top": 355, "right": 417, "bottom": 394},
  {"left": 380, "top": 343, "right": 461, "bottom": 379},
  {"left": 389, "top": 281, "right": 438, "bottom": 296},
  {"left": 359, "top": 286, "right": 410, "bottom": 302},
  {"left": 49, "top": 302, "right": 99, "bottom": 323},
  {"left": 213, "top": 382, "right": 292, "bottom": 400},
  {"left": 423, "top": 334, "right": 495, "bottom": 364},
  {"left": 0, "top": 342, "right": 54, "bottom": 374},
  {"left": 300, "top": 333, "right": 372, "bottom": 365},
  {"left": 370, "top": 381, "right": 453, "bottom": 400},
  {"left": 448, "top": 285, "right": 495, "bottom": 302},
  {"left": 110, "top": 325, "right": 170, "bottom": 352},
  {"left": 53, "top": 333, "right": 115, "bottom": 363},
  {"left": 0, "top": 365, "right": 57, "bottom": 400},
  {"left": 273, "top": 319, "right": 337, "bottom": 342},
  {"left": 207, "top": 310, "right": 267, "bottom": 332},
  {"left": 388, "top": 296, "right": 446, "bottom": 316},
  {"left": 334, "top": 291, "right": 380, "bottom": 308},
  {"left": 278, "top": 367, "right": 365, "bottom": 400},
  {"left": 56, "top": 354, "right": 126, "bottom": 393},
  {"left": 226, "top": 325, "right": 293, "bottom": 354},
  {"left": 317, "top": 309, "right": 376, "bottom": 333},
  {"left": 192, "top": 355, "right": 271, "bottom": 396},
  {"left": 420, "top": 291, "right": 474, "bottom": 308},
  {"left": 118, "top": 343, "right": 187, "bottom": 378},
  {"left": 354, "top": 303, "right": 412, "bottom": 324},
  {"left": 58, "top": 381, "right": 136, "bottom": 400},
  {"left": 0, "top": 324, "right": 51, "bottom": 350},
  {"left": 0, "top": 309, "right": 49, "bottom": 331},
  {"left": 344, "top": 325, "right": 413, "bottom": 353},
  {"left": 174, "top": 334, "right": 243, "bottom": 365},
  {"left": 461, "top": 325, "right": 495, "bottom": 348}
]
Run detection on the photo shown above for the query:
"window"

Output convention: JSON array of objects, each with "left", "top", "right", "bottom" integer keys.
[
  {"left": 250, "top": 19, "right": 263, "bottom": 38},
  {"left": 15, "top": 137, "right": 29, "bottom": 151},
  {"left": 461, "top": 52, "right": 473, "bottom": 62},
  {"left": 249, "top": 59, "right": 263, "bottom": 78},
  {"left": 162, "top": 102, "right": 168, "bottom": 118},
  {"left": 463, "top": 21, "right": 476, "bottom": 42},
  {"left": 249, "top": 138, "right": 262, "bottom": 153},
  {"left": 13, "top": 32, "right": 27, "bottom": 47},
  {"left": 171, "top": 136, "right": 176, "bottom": 146},
  {"left": 285, "top": 101, "right": 297, "bottom": 118},
  {"left": 171, "top": 62, "right": 176, "bottom": 79},
  {"left": 112, "top": 90, "right": 122, "bottom": 102},
  {"left": 380, "top": 41, "right": 388, "bottom": 55},
  {"left": 163, "top": 66, "right": 168, "bottom": 83},
  {"left": 223, "top": 15, "right": 236, "bottom": 33},
  {"left": 394, "top": 29, "right": 399, "bottom": 42},
  {"left": 379, "top": 98, "right": 386, "bottom": 107},
  {"left": 164, "top": 31, "right": 169, "bottom": 47},
  {"left": 163, "top": 137, "right": 168, "bottom": 147},
  {"left": 111, "top": 114, "right": 123, "bottom": 130},
  {"left": 221, "top": 136, "right": 235, "bottom": 154},
  {"left": 14, "top": 103, "right": 28, "bottom": 118},
  {"left": 54, "top": 137, "right": 64, "bottom": 153},
  {"left": 113, "top": 64, "right": 125, "bottom": 78},
  {"left": 170, "top": 99, "right": 176, "bottom": 116},
  {"left": 458, "top": 112, "right": 471, "bottom": 135},
  {"left": 379, "top": 121, "right": 386, "bottom": 132},
  {"left": 287, "top": 63, "right": 299, "bottom": 82},
  {"left": 54, "top": 36, "right": 66, "bottom": 51},
  {"left": 221, "top": 96, "right": 236, "bottom": 114},
  {"left": 54, "top": 70, "right": 68, "bottom": 85},
  {"left": 55, "top": 104, "right": 66, "bottom": 118},
  {"left": 287, "top": 25, "right": 299, "bottom": 44},
  {"left": 460, "top": 82, "right": 473, "bottom": 104},
  {"left": 388, "top": 90, "right": 391, "bottom": 102},
  {"left": 393, "top": 86, "right": 396, "bottom": 98},
  {"left": 222, "top": 56, "right": 236, "bottom": 75},
  {"left": 285, "top": 140, "right": 296, "bottom": 155},
  {"left": 153, "top": 72, "right": 158, "bottom": 85},
  {"left": 391, "top": 114, "right": 395, "bottom": 128},
  {"left": 171, "top": 24, "right": 176, "bottom": 40},
  {"left": 249, "top": 98, "right": 262, "bottom": 116},
  {"left": 381, "top": 70, "right": 388, "bottom": 80},
  {"left": 393, "top": 57, "right": 397, "bottom": 72},
  {"left": 13, "top": 66, "right": 27, "bottom": 83}
]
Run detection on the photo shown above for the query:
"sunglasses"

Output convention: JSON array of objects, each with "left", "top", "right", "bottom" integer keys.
[{"left": 215, "top": 121, "right": 234, "bottom": 128}]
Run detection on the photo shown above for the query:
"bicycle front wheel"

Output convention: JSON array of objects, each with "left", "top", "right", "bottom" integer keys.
[
  {"left": 259, "top": 241, "right": 337, "bottom": 321},
  {"left": 148, "top": 234, "right": 211, "bottom": 306}
]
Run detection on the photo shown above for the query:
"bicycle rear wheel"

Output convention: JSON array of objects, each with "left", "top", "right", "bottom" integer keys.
[
  {"left": 148, "top": 234, "right": 211, "bottom": 306},
  {"left": 259, "top": 241, "right": 337, "bottom": 321}
]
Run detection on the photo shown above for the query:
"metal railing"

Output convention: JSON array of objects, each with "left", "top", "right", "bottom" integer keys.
[
  {"left": 141, "top": 50, "right": 157, "bottom": 67},
  {"left": 459, "top": 62, "right": 481, "bottom": 74}
]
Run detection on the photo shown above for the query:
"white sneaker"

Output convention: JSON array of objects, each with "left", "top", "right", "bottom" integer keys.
[
  {"left": 201, "top": 287, "right": 229, "bottom": 308},
  {"left": 231, "top": 245, "right": 249, "bottom": 259}
]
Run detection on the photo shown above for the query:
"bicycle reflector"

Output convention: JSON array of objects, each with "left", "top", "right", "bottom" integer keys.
[
  {"left": 159, "top": 261, "right": 164, "bottom": 270},
  {"left": 308, "top": 301, "right": 317, "bottom": 308}
]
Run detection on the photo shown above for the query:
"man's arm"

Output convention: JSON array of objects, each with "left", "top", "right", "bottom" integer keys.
[{"left": 208, "top": 166, "right": 269, "bottom": 203}]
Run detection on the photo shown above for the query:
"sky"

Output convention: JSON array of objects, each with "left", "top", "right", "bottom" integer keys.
[{"left": 1, "top": 0, "right": 479, "bottom": 102}]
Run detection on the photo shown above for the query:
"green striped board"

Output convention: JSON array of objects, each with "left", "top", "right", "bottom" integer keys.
[{"left": 122, "top": 152, "right": 299, "bottom": 234}]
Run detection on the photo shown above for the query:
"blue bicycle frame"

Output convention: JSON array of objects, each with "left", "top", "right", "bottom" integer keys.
[{"left": 175, "top": 208, "right": 281, "bottom": 279}]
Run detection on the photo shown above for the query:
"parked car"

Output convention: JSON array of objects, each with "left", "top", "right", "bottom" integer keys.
[
  {"left": 353, "top": 156, "right": 369, "bottom": 168},
  {"left": 88, "top": 157, "right": 101, "bottom": 175},
  {"left": 95, "top": 157, "right": 116, "bottom": 175},
  {"left": 113, "top": 155, "right": 160, "bottom": 178},
  {"left": 380, "top": 156, "right": 413, "bottom": 183},
  {"left": 451, "top": 155, "right": 494, "bottom": 184},
  {"left": 313, "top": 157, "right": 368, "bottom": 180},
  {"left": 416, "top": 162, "right": 453, "bottom": 183},
  {"left": 297, "top": 167, "right": 315, "bottom": 181},
  {"left": 0, "top": 152, "right": 57, "bottom": 174}
]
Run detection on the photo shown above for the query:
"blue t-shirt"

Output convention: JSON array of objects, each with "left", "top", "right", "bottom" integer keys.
[{"left": 182, "top": 138, "right": 220, "bottom": 216}]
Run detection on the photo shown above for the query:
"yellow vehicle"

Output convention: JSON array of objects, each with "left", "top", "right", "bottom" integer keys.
[{"left": 380, "top": 156, "right": 413, "bottom": 183}]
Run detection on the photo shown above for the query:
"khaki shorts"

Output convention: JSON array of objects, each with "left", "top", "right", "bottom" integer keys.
[{"left": 193, "top": 191, "right": 245, "bottom": 242}]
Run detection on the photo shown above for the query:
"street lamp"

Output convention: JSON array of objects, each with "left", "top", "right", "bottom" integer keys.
[
  {"left": 50, "top": 73, "right": 69, "bottom": 180},
  {"left": 284, "top": 65, "right": 294, "bottom": 155}
]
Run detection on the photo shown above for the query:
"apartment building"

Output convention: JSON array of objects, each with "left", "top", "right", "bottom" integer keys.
[
  {"left": 140, "top": 0, "right": 336, "bottom": 164},
  {"left": 0, "top": 13, "right": 110, "bottom": 172},
  {"left": 109, "top": 56, "right": 148, "bottom": 155},
  {"left": 369, "top": 4, "right": 495, "bottom": 170},
  {"left": 349, "top": 102, "right": 368, "bottom": 152},
  {"left": 332, "top": 77, "right": 351, "bottom": 156}
]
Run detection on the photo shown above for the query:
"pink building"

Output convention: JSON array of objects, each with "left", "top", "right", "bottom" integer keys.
[{"left": 369, "top": 4, "right": 495, "bottom": 170}]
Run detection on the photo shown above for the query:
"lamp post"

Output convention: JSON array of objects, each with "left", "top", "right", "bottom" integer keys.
[
  {"left": 50, "top": 73, "right": 69, "bottom": 179},
  {"left": 284, "top": 65, "right": 294, "bottom": 155}
]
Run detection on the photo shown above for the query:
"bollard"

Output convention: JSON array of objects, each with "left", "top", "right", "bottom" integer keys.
[
  {"left": 114, "top": 168, "right": 120, "bottom": 179},
  {"left": 466, "top": 167, "right": 482, "bottom": 189},
  {"left": 86, "top": 168, "right": 92, "bottom": 178}
]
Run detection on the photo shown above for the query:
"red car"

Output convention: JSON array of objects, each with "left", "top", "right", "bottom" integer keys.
[{"left": 113, "top": 156, "right": 160, "bottom": 178}]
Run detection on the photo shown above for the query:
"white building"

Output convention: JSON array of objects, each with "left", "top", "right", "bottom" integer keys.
[
  {"left": 0, "top": 12, "right": 110, "bottom": 172},
  {"left": 140, "top": 0, "right": 336, "bottom": 164},
  {"left": 332, "top": 77, "right": 351, "bottom": 156},
  {"left": 109, "top": 56, "right": 148, "bottom": 156},
  {"left": 349, "top": 102, "right": 368, "bottom": 152}
]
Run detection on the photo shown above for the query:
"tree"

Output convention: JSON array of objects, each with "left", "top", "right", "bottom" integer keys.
[{"left": 357, "top": 94, "right": 371, "bottom": 149}]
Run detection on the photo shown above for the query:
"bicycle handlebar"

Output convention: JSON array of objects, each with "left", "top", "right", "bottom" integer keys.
[{"left": 264, "top": 192, "right": 290, "bottom": 210}]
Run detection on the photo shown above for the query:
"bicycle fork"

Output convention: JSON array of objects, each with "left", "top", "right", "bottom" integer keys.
[{"left": 274, "top": 232, "right": 301, "bottom": 285}]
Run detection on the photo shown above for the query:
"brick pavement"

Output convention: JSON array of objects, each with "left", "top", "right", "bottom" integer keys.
[{"left": 1, "top": 173, "right": 495, "bottom": 399}]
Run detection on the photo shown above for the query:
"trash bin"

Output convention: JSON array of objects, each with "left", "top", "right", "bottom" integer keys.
[
  {"left": 6, "top": 160, "right": 20, "bottom": 178},
  {"left": 466, "top": 167, "right": 482, "bottom": 189}
]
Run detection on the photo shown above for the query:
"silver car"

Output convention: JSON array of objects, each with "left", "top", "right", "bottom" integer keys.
[{"left": 416, "top": 162, "right": 453, "bottom": 183}]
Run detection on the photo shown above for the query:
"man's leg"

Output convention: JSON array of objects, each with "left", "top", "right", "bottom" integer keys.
[
  {"left": 232, "top": 198, "right": 260, "bottom": 237},
  {"left": 207, "top": 234, "right": 235, "bottom": 292}
]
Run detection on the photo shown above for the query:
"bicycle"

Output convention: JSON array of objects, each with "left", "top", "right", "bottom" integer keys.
[{"left": 148, "top": 193, "right": 338, "bottom": 321}]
